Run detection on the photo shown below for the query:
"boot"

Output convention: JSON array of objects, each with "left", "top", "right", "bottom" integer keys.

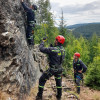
[
  {"left": 56, "top": 95, "right": 61, "bottom": 100},
  {"left": 36, "top": 93, "right": 42, "bottom": 100},
  {"left": 77, "top": 87, "right": 80, "bottom": 94},
  {"left": 56, "top": 88, "right": 62, "bottom": 100},
  {"left": 36, "top": 96, "right": 42, "bottom": 100}
]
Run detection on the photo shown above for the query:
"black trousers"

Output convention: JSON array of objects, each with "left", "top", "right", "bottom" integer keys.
[
  {"left": 74, "top": 73, "right": 83, "bottom": 94},
  {"left": 37, "top": 68, "right": 63, "bottom": 98},
  {"left": 26, "top": 24, "right": 35, "bottom": 45}
]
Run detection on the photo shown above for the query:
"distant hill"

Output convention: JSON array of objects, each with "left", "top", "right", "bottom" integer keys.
[
  {"left": 67, "top": 23, "right": 88, "bottom": 29},
  {"left": 67, "top": 23, "right": 100, "bottom": 38}
]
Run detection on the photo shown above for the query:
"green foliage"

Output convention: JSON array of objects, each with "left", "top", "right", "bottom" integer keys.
[
  {"left": 37, "top": 0, "right": 51, "bottom": 24},
  {"left": 59, "top": 10, "right": 67, "bottom": 47},
  {"left": 34, "top": 24, "right": 59, "bottom": 45},
  {"left": 59, "top": 10, "right": 67, "bottom": 36},
  {"left": 89, "top": 34, "right": 98, "bottom": 62},
  {"left": 35, "top": 0, "right": 59, "bottom": 45},
  {"left": 85, "top": 37, "right": 100, "bottom": 90},
  {"left": 62, "top": 33, "right": 100, "bottom": 91},
  {"left": 78, "top": 36, "right": 90, "bottom": 64},
  {"left": 34, "top": 0, "right": 100, "bottom": 91},
  {"left": 72, "top": 23, "right": 100, "bottom": 38},
  {"left": 85, "top": 61, "right": 100, "bottom": 90}
]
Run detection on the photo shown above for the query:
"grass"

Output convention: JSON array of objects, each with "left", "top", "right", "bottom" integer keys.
[
  {"left": 93, "top": 94, "right": 100, "bottom": 100},
  {"left": 0, "top": 91, "right": 9, "bottom": 100}
]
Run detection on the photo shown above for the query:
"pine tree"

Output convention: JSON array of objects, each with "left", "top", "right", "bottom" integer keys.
[
  {"left": 89, "top": 33, "right": 98, "bottom": 62},
  {"left": 59, "top": 9, "right": 68, "bottom": 47},
  {"left": 59, "top": 9, "right": 67, "bottom": 36},
  {"left": 37, "top": 0, "right": 51, "bottom": 24},
  {"left": 35, "top": 0, "right": 59, "bottom": 44},
  {"left": 79, "top": 36, "right": 90, "bottom": 64}
]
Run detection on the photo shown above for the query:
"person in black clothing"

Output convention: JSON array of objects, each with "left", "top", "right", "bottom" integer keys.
[
  {"left": 21, "top": 0, "right": 37, "bottom": 46},
  {"left": 73, "top": 53, "right": 87, "bottom": 94},
  {"left": 36, "top": 35, "right": 65, "bottom": 100}
]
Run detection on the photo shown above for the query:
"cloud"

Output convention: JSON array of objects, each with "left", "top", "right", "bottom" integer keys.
[
  {"left": 62, "top": 0, "right": 100, "bottom": 14},
  {"left": 50, "top": 0, "right": 100, "bottom": 25},
  {"left": 51, "top": 0, "right": 100, "bottom": 14}
]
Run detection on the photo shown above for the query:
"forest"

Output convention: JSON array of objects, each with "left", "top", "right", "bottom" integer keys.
[
  {"left": 34, "top": 0, "right": 100, "bottom": 90},
  {"left": 71, "top": 23, "right": 100, "bottom": 38}
]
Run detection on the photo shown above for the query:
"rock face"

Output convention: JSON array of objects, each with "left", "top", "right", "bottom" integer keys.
[{"left": 0, "top": 0, "right": 47, "bottom": 99}]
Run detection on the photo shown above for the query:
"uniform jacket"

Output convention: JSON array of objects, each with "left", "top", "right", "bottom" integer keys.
[
  {"left": 73, "top": 59, "right": 87, "bottom": 73},
  {"left": 39, "top": 41, "right": 65, "bottom": 67},
  {"left": 21, "top": 2, "right": 35, "bottom": 23}
]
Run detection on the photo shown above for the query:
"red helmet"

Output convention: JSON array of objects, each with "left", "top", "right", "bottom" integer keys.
[
  {"left": 56, "top": 35, "right": 65, "bottom": 44},
  {"left": 74, "top": 53, "right": 80, "bottom": 58}
]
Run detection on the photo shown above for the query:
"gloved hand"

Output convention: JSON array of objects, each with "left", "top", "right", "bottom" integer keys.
[
  {"left": 34, "top": 20, "right": 36, "bottom": 23},
  {"left": 78, "top": 70, "right": 82, "bottom": 73},
  {"left": 43, "top": 37, "right": 47, "bottom": 42},
  {"left": 50, "top": 44, "right": 53, "bottom": 47},
  {"left": 40, "top": 69, "right": 44, "bottom": 73}
]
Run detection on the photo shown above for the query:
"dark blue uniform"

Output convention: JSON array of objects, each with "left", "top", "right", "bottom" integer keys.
[
  {"left": 73, "top": 59, "right": 87, "bottom": 94},
  {"left": 37, "top": 41, "right": 65, "bottom": 99},
  {"left": 21, "top": 2, "right": 35, "bottom": 45}
]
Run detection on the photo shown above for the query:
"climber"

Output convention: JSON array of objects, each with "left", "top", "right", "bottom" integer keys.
[
  {"left": 36, "top": 35, "right": 65, "bottom": 100},
  {"left": 21, "top": 0, "right": 37, "bottom": 46},
  {"left": 73, "top": 53, "right": 87, "bottom": 94}
]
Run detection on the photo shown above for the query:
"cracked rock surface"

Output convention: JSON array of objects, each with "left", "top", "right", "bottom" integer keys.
[{"left": 0, "top": 0, "right": 48, "bottom": 99}]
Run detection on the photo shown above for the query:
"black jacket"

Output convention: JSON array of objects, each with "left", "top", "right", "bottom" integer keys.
[
  {"left": 21, "top": 2, "right": 35, "bottom": 23},
  {"left": 39, "top": 41, "right": 65, "bottom": 67},
  {"left": 73, "top": 59, "right": 87, "bottom": 73}
]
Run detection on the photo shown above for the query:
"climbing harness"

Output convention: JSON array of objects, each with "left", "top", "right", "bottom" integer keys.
[
  {"left": 74, "top": 60, "right": 84, "bottom": 86},
  {"left": 57, "top": 46, "right": 65, "bottom": 64}
]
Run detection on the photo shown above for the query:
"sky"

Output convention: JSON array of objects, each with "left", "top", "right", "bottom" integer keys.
[
  {"left": 32, "top": 0, "right": 100, "bottom": 26},
  {"left": 50, "top": 0, "right": 100, "bottom": 25}
]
